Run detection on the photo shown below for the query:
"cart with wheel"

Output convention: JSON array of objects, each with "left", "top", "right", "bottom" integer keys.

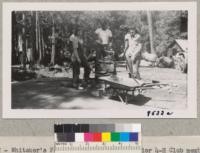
[{"left": 99, "top": 75, "right": 167, "bottom": 104}]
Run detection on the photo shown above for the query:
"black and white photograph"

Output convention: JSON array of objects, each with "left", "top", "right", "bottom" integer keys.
[{"left": 2, "top": 2, "right": 197, "bottom": 118}]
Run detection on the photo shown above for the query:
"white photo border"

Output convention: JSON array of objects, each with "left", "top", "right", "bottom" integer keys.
[{"left": 2, "top": 2, "right": 197, "bottom": 118}]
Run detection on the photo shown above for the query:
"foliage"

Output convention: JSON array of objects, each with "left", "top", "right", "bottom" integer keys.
[{"left": 12, "top": 10, "right": 187, "bottom": 65}]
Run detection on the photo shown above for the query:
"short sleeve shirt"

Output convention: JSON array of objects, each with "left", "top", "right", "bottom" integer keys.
[
  {"left": 69, "top": 34, "right": 79, "bottom": 49},
  {"left": 125, "top": 33, "right": 141, "bottom": 55},
  {"left": 70, "top": 34, "right": 85, "bottom": 61},
  {"left": 95, "top": 28, "right": 112, "bottom": 45},
  {"left": 18, "top": 34, "right": 23, "bottom": 52},
  {"left": 125, "top": 33, "right": 140, "bottom": 49}
]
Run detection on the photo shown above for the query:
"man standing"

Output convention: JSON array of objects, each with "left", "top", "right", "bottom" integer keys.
[
  {"left": 95, "top": 22, "right": 112, "bottom": 59},
  {"left": 95, "top": 22, "right": 112, "bottom": 75},
  {"left": 70, "top": 28, "right": 91, "bottom": 89}
]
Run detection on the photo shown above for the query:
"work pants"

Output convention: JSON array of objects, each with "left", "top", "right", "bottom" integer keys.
[{"left": 72, "top": 57, "right": 91, "bottom": 87}]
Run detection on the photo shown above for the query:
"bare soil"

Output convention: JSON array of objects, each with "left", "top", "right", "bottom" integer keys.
[{"left": 12, "top": 66, "right": 187, "bottom": 110}]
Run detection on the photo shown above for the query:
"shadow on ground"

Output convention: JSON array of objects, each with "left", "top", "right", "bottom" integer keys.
[
  {"left": 12, "top": 79, "right": 102, "bottom": 109},
  {"left": 12, "top": 68, "right": 38, "bottom": 81},
  {"left": 128, "top": 94, "right": 151, "bottom": 105},
  {"left": 12, "top": 78, "right": 151, "bottom": 109},
  {"left": 110, "top": 94, "right": 151, "bottom": 106},
  {"left": 11, "top": 66, "right": 187, "bottom": 110}
]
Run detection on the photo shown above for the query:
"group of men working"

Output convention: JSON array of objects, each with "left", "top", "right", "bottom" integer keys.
[{"left": 70, "top": 22, "right": 143, "bottom": 90}]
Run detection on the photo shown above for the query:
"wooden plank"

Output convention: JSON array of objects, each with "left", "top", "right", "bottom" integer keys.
[{"left": 99, "top": 76, "right": 141, "bottom": 90}]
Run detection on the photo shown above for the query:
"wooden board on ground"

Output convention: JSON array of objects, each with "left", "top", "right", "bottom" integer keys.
[
  {"left": 99, "top": 76, "right": 142, "bottom": 91},
  {"left": 99, "top": 76, "right": 144, "bottom": 103}
]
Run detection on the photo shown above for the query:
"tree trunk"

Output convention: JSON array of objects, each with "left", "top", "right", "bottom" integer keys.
[
  {"left": 22, "top": 13, "right": 26, "bottom": 69},
  {"left": 50, "top": 16, "right": 56, "bottom": 65},
  {"left": 147, "top": 11, "right": 155, "bottom": 54},
  {"left": 38, "top": 17, "right": 42, "bottom": 64},
  {"left": 12, "top": 11, "right": 17, "bottom": 65},
  {"left": 42, "top": 29, "right": 45, "bottom": 58},
  {"left": 31, "top": 11, "right": 36, "bottom": 65},
  {"left": 36, "top": 12, "right": 39, "bottom": 57}
]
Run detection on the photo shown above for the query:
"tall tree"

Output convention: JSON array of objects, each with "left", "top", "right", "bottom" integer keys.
[
  {"left": 12, "top": 11, "right": 18, "bottom": 64},
  {"left": 35, "top": 12, "right": 39, "bottom": 62},
  {"left": 38, "top": 14, "right": 42, "bottom": 64},
  {"left": 22, "top": 12, "right": 26, "bottom": 69},
  {"left": 50, "top": 13, "right": 56, "bottom": 65},
  {"left": 147, "top": 11, "right": 155, "bottom": 54},
  {"left": 30, "top": 11, "right": 36, "bottom": 64}
]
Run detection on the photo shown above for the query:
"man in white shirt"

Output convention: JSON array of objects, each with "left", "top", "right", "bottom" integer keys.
[
  {"left": 95, "top": 28, "right": 112, "bottom": 45},
  {"left": 95, "top": 22, "right": 112, "bottom": 59},
  {"left": 94, "top": 22, "right": 113, "bottom": 77}
]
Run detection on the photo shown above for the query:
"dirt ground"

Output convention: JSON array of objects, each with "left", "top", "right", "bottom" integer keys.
[{"left": 12, "top": 66, "right": 187, "bottom": 110}]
